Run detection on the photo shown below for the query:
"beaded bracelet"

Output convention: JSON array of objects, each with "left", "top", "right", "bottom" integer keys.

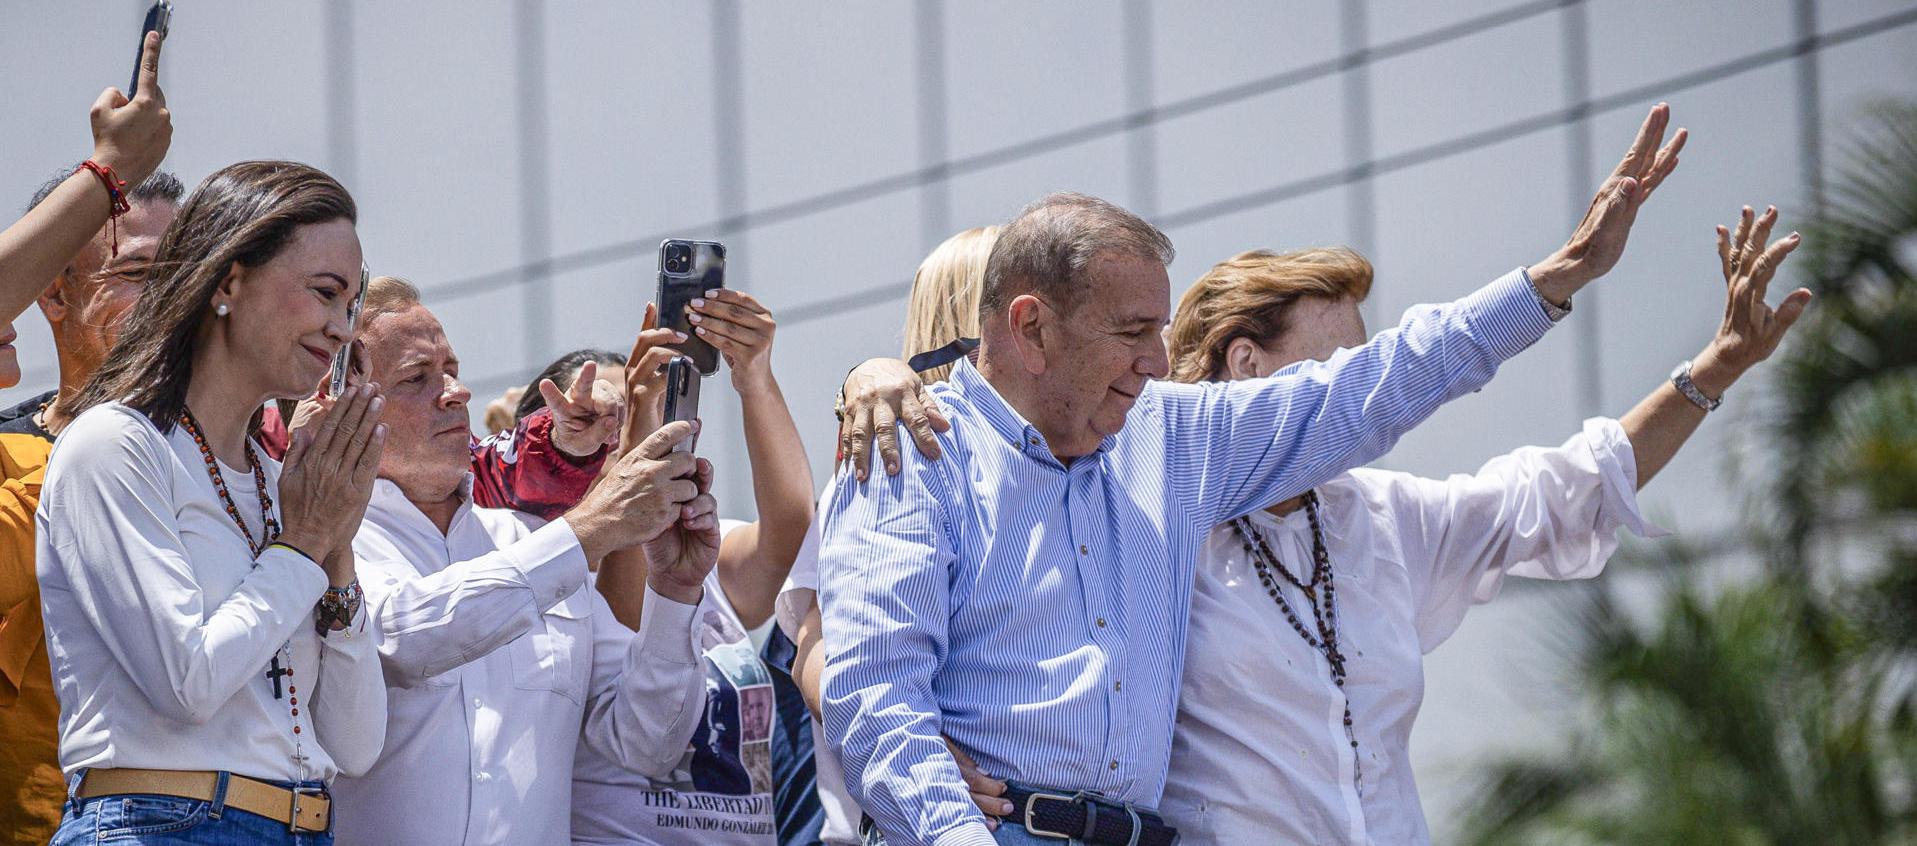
[{"left": 315, "top": 579, "right": 364, "bottom": 638}]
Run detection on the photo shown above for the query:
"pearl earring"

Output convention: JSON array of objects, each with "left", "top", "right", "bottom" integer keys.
[{"left": 215, "top": 303, "right": 230, "bottom": 317}]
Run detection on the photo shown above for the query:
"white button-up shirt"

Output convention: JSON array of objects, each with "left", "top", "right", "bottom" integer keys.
[
  {"left": 330, "top": 479, "right": 705, "bottom": 846},
  {"left": 36, "top": 403, "right": 386, "bottom": 783},
  {"left": 1161, "top": 418, "right": 1661, "bottom": 845}
]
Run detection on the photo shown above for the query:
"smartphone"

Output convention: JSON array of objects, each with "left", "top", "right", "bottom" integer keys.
[
  {"left": 128, "top": 1, "right": 173, "bottom": 99},
  {"left": 662, "top": 356, "right": 701, "bottom": 454},
  {"left": 329, "top": 263, "right": 371, "bottom": 397},
  {"left": 656, "top": 239, "right": 725, "bottom": 377}
]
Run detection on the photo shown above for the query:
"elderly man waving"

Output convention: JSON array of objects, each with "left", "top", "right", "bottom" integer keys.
[{"left": 819, "top": 105, "right": 1686, "bottom": 846}]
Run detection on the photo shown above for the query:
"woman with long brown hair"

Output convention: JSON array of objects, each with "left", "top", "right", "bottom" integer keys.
[{"left": 37, "top": 160, "right": 389, "bottom": 844}]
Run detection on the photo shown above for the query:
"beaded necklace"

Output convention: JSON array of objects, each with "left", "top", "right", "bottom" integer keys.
[
  {"left": 1228, "top": 490, "right": 1364, "bottom": 795},
  {"left": 178, "top": 410, "right": 308, "bottom": 783}
]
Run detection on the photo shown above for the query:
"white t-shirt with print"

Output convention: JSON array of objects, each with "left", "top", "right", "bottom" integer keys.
[{"left": 572, "top": 519, "right": 780, "bottom": 845}]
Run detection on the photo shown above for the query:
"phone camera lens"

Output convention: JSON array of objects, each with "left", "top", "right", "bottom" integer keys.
[{"left": 665, "top": 244, "right": 692, "bottom": 273}]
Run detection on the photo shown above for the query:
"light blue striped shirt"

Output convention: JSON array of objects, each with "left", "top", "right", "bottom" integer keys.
[{"left": 818, "top": 268, "right": 1555, "bottom": 846}]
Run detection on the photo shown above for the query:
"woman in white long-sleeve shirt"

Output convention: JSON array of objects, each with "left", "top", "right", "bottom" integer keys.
[
  {"left": 1153, "top": 206, "right": 1812, "bottom": 844},
  {"left": 37, "top": 160, "right": 390, "bottom": 844}
]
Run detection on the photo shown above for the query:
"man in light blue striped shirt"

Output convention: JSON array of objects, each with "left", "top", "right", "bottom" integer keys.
[{"left": 820, "top": 107, "right": 1683, "bottom": 846}]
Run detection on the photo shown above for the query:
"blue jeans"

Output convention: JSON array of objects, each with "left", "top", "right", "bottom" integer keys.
[{"left": 49, "top": 770, "right": 333, "bottom": 845}]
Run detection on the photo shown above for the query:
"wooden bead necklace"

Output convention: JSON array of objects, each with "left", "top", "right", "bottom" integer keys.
[
  {"left": 178, "top": 410, "right": 308, "bottom": 781},
  {"left": 1229, "top": 490, "right": 1364, "bottom": 795}
]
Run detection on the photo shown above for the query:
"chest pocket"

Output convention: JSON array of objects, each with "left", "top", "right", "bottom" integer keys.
[{"left": 511, "top": 587, "right": 593, "bottom": 704}]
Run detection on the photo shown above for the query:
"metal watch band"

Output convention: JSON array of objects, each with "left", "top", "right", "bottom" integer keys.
[{"left": 1670, "top": 360, "right": 1722, "bottom": 412}]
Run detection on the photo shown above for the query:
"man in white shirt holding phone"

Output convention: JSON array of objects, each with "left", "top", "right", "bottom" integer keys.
[{"left": 328, "top": 277, "right": 722, "bottom": 846}]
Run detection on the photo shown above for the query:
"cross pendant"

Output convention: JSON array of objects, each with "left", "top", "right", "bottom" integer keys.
[{"left": 266, "top": 656, "right": 287, "bottom": 699}]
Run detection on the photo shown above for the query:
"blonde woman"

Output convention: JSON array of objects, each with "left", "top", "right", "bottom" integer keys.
[{"left": 774, "top": 226, "right": 997, "bottom": 845}]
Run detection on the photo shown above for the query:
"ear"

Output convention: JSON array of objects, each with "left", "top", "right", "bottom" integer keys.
[
  {"left": 214, "top": 264, "right": 245, "bottom": 311},
  {"left": 1222, "top": 337, "right": 1268, "bottom": 381},
  {"left": 1005, "top": 294, "right": 1051, "bottom": 376},
  {"left": 38, "top": 273, "right": 72, "bottom": 323}
]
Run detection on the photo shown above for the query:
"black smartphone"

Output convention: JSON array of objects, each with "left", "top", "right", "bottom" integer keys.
[
  {"left": 128, "top": 1, "right": 172, "bottom": 99},
  {"left": 662, "top": 356, "right": 702, "bottom": 454},
  {"left": 656, "top": 239, "right": 725, "bottom": 377},
  {"left": 329, "top": 263, "right": 371, "bottom": 397}
]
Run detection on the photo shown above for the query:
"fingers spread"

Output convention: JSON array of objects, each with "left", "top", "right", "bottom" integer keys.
[
  {"left": 538, "top": 377, "right": 568, "bottom": 412},
  {"left": 1715, "top": 225, "right": 1734, "bottom": 282},
  {"left": 567, "top": 361, "right": 599, "bottom": 405}
]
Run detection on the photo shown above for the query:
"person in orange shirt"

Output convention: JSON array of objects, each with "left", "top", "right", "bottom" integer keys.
[{"left": 0, "top": 33, "right": 174, "bottom": 845}]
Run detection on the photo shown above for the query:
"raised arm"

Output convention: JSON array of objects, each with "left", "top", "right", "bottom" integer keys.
[
  {"left": 1165, "top": 104, "right": 1690, "bottom": 524},
  {"left": 1621, "top": 204, "right": 1810, "bottom": 485},
  {"left": 0, "top": 33, "right": 171, "bottom": 323},
  {"left": 688, "top": 289, "right": 815, "bottom": 628}
]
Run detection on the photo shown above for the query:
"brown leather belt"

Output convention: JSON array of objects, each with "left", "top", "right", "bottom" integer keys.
[{"left": 78, "top": 768, "right": 330, "bottom": 832}]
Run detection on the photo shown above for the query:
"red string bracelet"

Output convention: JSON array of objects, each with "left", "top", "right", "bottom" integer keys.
[{"left": 77, "top": 160, "right": 131, "bottom": 257}]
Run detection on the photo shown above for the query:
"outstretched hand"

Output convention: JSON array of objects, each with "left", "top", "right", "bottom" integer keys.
[
  {"left": 1694, "top": 205, "right": 1812, "bottom": 388},
  {"left": 611, "top": 302, "right": 690, "bottom": 462},
  {"left": 91, "top": 31, "right": 172, "bottom": 187},
  {"left": 1531, "top": 102, "right": 1687, "bottom": 303}
]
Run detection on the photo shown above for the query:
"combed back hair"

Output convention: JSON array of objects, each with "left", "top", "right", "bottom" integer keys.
[
  {"left": 515, "top": 348, "right": 629, "bottom": 420},
  {"left": 69, "top": 160, "right": 357, "bottom": 431},
  {"left": 360, "top": 275, "right": 422, "bottom": 326},
  {"left": 979, "top": 192, "right": 1174, "bottom": 320},
  {"left": 903, "top": 226, "right": 997, "bottom": 383},
  {"left": 28, "top": 166, "right": 185, "bottom": 213},
  {"left": 1166, "top": 246, "right": 1374, "bottom": 384}
]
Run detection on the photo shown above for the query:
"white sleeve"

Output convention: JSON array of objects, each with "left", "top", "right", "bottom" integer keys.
[
  {"left": 37, "top": 408, "right": 328, "bottom": 724},
  {"left": 311, "top": 601, "right": 387, "bottom": 777},
  {"left": 577, "top": 584, "right": 704, "bottom": 778},
  {"left": 357, "top": 518, "right": 588, "bottom": 684},
  {"left": 774, "top": 489, "right": 832, "bottom": 642},
  {"left": 1388, "top": 417, "right": 1666, "bottom": 652}
]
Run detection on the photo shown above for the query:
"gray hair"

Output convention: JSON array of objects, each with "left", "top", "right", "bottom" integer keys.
[{"left": 979, "top": 192, "right": 1174, "bottom": 317}]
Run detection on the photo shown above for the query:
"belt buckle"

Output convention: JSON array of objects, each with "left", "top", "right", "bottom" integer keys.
[
  {"left": 287, "top": 787, "right": 323, "bottom": 833},
  {"left": 1021, "top": 791, "right": 1079, "bottom": 840}
]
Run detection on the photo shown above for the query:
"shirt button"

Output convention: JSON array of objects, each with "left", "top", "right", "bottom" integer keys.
[
  {"left": 1079, "top": 544, "right": 1089, "bottom": 555},
  {"left": 472, "top": 698, "right": 481, "bottom": 709},
  {"left": 1096, "top": 617, "right": 1107, "bottom": 628},
  {"left": 1113, "top": 680, "right": 1123, "bottom": 692},
  {"left": 1028, "top": 436, "right": 1039, "bottom": 446},
  {"left": 1109, "top": 760, "right": 1119, "bottom": 771}
]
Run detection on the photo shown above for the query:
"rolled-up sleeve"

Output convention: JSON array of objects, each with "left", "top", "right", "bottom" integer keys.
[
  {"left": 818, "top": 458, "right": 991, "bottom": 846},
  {"left": 1391, "top": 416, "right": 1667, "bottom": 651}
]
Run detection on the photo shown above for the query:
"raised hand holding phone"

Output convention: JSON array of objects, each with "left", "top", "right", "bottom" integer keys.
[
  {"left": 94, "top": 14, "right": 173, "bottom": 187},
  {"left": 661, "top": 356, "right": 701, "bottom": 454},
  {"left": 656, "top": 239, "right": 727, "bottom": 376}
]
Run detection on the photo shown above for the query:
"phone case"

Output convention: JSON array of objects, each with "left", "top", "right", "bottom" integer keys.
[
  {"left": 663, "top": 356, "right": 702, "bottom": 453},
  {"left": 656, "top": 239, "right": 726, "bottom": 376}
]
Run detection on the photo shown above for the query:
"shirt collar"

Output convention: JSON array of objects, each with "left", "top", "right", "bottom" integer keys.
[
  {"left": 947, "top": 358, "right": 1118, "bottom": 464},
  {"left": 368, "top": 474, "right": 476, "bottom": 535}
]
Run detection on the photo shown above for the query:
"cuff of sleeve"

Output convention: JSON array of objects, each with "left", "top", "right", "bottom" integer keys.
[
  {"left": 931, "top": 822, "right": 999, "bottom": 846},
  {"left": 513, "top": 518, "right": 593, "bottom": 612},
  {"left": 1582, "top": 417, "right": 1669, "bottom": 540},
  {"left": 260, "top": 545, "right": 331, "bottom": 604},
  {"left": 1462, "top": 268, "right": 1559, "bottom": 361},
  {"left": 632, "top": 584, "right": 701, "bottom": 667}
]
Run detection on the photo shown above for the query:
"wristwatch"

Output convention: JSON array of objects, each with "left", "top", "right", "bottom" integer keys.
[
  {"left": 1670, "top": 360, "right": 1722, "bottom": 412},
  {"left": 1523, "top": 268, "right": 1572, "bottom": 322}
]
